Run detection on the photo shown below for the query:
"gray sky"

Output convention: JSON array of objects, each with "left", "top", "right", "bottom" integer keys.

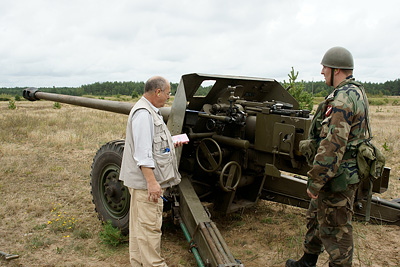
[{"left": 1, "top": 0, "right": 399, "bottom": 87}]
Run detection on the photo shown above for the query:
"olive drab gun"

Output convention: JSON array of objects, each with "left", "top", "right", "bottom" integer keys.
[{"left": 23, "top": 73, "right": 400, "bottom": 267}]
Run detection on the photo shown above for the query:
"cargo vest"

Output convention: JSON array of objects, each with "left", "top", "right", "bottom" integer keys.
[
  {"left": 119, "top": 97, "right": 181, "bottom": 189},
  {"left": 303, "top": 78, "right": 368, "bottom": 194}
]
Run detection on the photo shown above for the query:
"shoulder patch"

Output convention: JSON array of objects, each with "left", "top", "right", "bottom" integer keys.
[{"left": 325, "top": 105, "right": 333, "bottom": 116}]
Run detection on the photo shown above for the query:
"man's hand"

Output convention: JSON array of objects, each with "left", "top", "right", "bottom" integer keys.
[
  {"left": 174, "top": 140, "right": 188, "bottom": 147},
  {"left": 307, "top": 188, "right": 318, "bottom": 199},
  {"left": 172, "top": 134, "right": 189, "bottom": 147},
  {"left": 141, "top": 166, "right": 162, "bottom": 203},
  {"left": 147, "top": 180, "right": 162, "bottom": 203}
]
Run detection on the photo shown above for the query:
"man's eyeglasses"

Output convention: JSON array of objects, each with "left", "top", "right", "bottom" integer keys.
[{"left": 163, "top": 91, "right": 172, "bottom": 96}]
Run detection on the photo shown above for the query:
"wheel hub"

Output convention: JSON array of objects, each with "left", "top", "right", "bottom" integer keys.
[{"left": 100, "top": 165, "right": 129, "bottom": 217}]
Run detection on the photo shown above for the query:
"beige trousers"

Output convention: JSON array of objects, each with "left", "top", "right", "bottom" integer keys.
[{"left": 128, "top": 188, "right": 167, "bottom": 267}]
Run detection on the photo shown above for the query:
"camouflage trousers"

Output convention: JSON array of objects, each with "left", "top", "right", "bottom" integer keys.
[{"left": 303, "top": 183, "right": 358, "bottom": 267}]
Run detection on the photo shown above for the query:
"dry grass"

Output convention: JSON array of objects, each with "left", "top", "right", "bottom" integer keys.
[{"left": 0, "top": 99, "right": 399, "bottom": 267}]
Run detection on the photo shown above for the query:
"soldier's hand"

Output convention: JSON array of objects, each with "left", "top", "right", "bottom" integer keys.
[{"left": 307, "top": 188, "right": 318, "bottom": 199}]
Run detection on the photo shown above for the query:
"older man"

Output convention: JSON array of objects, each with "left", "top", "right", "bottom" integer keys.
[{"left": 120, "top": 76, "right": 185, "bottom": 267}]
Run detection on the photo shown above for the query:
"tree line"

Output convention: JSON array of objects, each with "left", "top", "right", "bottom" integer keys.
[
  {"left": 0, "top": 81, "right": 179, "bottom": 99},
  {"left": 1, "top": 78, "right": 399, "bottom": 99},
  {"left": 303, "top": 79, "right": 400, "bottom": 97}
]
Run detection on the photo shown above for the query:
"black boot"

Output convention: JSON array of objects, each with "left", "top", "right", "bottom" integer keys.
[{"left": 286, "top": 253, "right": 318, "bottom": 267}]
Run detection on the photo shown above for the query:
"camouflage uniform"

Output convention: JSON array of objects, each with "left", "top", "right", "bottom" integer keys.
[{"left": 304, "top": 76, "right": 368, "bottom": 267}]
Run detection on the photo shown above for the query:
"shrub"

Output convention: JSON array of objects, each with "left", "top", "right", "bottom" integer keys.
[
  {"left": 99, "top": 220, "right": 128, "bottom": 247},
  {"left": 392, "top": 100, "right": 400, "bottom": 106},
  {"left": 382, "top": 142, "right": 390, "bottom": 152},
  {"left": 368, "top": 99, "right": 386, "bottom": 106},
  {"left": 53, "top": 102, "right": 61, "bottom": 109},
  {"left": 8, "top": 100, "right": 16, "bottom": 109},
  {"left": 132, "top": 91, "right": 139, "bottom": 99}
]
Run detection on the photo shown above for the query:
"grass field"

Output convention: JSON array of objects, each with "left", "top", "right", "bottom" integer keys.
[{"left": 0, "top": 98, "right": 399, "bottom": 266}]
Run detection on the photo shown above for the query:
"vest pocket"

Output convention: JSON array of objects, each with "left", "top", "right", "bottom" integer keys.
[
  {"left": 326, "top": 170, "right": 348, "bottom": 192},
  {"left": 153, "top": 133, "right": 168, "bottom": 154},
  {"left": 153, "top": 152, "right": 176, "bottom": 184}
]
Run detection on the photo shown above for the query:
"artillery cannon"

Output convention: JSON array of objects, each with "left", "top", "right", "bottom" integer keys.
[{"left": 23, "top": 73, "right": 400, "bottom": 266}]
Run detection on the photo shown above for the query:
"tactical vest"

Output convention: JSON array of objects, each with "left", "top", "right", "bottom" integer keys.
[
  {"left": 345, "top": 80, "right": 385, "bottom": 183},
  {"left": 119, "top": 97, "right": 181, "bottom": 189},
  {"left": 302, "top": 78, "right": 368, "bottom": 192},
  {"left": 301, "top": 79, "right": 386, "bottom": 221}
]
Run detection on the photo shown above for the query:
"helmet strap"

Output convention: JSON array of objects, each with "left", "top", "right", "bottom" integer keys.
[{"left": 331, "top": 68, "right": 335, "bottom": 87}]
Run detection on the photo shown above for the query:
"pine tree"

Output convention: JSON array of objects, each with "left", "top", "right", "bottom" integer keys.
[{"left": 283, "top": 67, "right": 313, "bottom": 111}]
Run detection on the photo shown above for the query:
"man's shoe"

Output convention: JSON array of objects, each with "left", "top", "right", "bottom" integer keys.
[{"left": 285, "top": 253, "right": 318, "bottom": 267}]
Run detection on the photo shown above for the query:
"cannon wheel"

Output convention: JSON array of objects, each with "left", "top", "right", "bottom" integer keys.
[
  {"left": 91, "top": 140, "right": 130, "bottom": 235},
  {"left": 196, "top": 138, "right": 223, "bottom": 172},
  {"left": 219, "top": 161, "right": 241, "bottom": 192}
]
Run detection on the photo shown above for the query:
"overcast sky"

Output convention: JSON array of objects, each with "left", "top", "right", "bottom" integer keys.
[{"left": 1, "top": 0, "right": 399, "bottom": 87}]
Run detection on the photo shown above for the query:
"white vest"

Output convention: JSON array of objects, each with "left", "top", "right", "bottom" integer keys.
[{"left": 119, "top": 97, "right": 181, "bottom": 189}]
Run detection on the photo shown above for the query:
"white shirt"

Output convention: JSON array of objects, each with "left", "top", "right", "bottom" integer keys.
[{"left": 131, "top": 97, "right": 161, "bottom": 168}]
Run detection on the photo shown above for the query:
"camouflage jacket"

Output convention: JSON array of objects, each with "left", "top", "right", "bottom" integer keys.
[{"left": 307, "top": 77, "right": 368, "bottom": 195}]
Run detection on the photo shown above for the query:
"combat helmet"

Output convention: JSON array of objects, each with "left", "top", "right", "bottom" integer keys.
[{"left": 321, "top": 46, "right": 354, "bottom": 70}]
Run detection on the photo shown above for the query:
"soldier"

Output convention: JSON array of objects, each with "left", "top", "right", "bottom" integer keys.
[{"left": 286, "top": 47, "right": 369, "bottom": 267}]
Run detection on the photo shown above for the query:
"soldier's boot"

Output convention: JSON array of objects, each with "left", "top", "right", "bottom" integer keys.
[{"left": 285, "top": 253, "right": 318, "bottom": 267}]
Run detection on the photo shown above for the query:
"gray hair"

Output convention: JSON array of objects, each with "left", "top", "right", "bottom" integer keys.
[{"left": 144, "top": 76, "right": 169, "bottom": 93}]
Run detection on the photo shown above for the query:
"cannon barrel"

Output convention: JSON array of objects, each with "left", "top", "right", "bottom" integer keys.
[{"left": 23, "top": 87, "right": 171, "bottom": 119}]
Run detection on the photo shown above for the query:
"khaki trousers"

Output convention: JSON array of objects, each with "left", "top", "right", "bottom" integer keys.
[{"left": 128, "top": 188, "right": 167, "bottom": 267}]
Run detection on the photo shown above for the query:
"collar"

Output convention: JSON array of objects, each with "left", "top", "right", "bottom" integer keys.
[
  {"left": 335, "top": 76, "right": 356, "bottom": 89},
  {"left": 141, "top": 96, "right": 160, "bottom": 115}
]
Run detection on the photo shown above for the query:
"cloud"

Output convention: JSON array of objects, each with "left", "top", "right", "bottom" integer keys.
[{"left": 0, "top": 0, "right": 399, "bottom": 87}]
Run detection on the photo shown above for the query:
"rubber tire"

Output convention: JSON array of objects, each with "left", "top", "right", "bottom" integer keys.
[{"left": 91, "top": 140, "right": 130, "bottom": 235}]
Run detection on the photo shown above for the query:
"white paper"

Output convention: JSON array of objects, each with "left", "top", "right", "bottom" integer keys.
[{"left": 172, "top": 133, "right": 189, "bottom": 143}]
